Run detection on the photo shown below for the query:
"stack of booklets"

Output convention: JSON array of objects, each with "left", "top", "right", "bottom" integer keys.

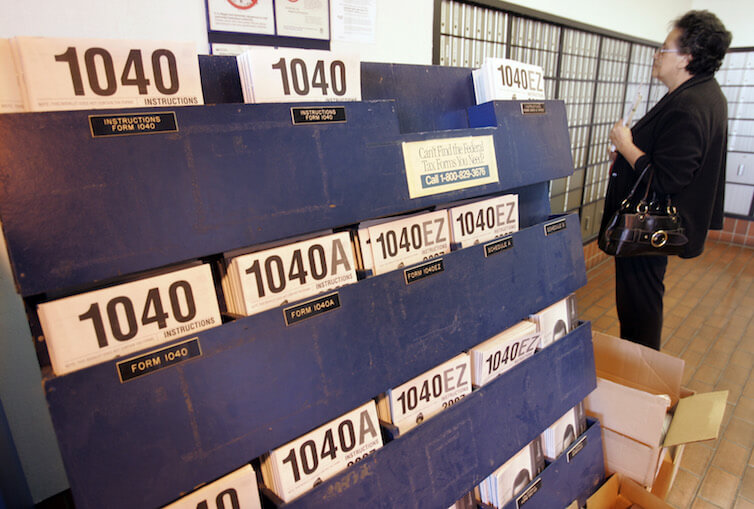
[
  {"left": 442, "top": 194, "right": 519, "bottom": 250},
  {"left": 163, "top": 464, "right": 261, "bottom": 509},
  {"left": 472, "top": 57, "right": 546, "bottom": 104},
  {"left": 236, "top": 47, "right": 361, "bottom": 104},
  {"left": 447, "top": 491, "right": 477, "bottom": 509},
  {"left": 260, "top": 401, "right": 383, "bottom": 503},
  {"left": 477, "top": 437, "right": 545, "bottom": 508},
  {"left": 376, "top": 353, "right": 471, "bottom": 435},
  {"left": 0, "top": 39, "right": 24, "bottom": 113},
  {"left": 354, "top": 209, "right": 450, "bottom": 277},
  {"left": 529, "top": 294, "right": 578, "bottom": 350},
  {"left": 220, "top": 231, "right": 357, "bottom": 317},
  {"left": 37, "top": 262, "right": 221, "bottom": 376},
  {"left": 542, "top": 402, "right": 587, "bottom": 461},
  {"left": 469, "top": 321, "right": 539, "bottom": 387},
  {"left": 5, "top": 36, "right": 204, "bottom": 112}
]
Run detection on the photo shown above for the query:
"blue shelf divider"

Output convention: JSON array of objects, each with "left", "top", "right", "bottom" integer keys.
[{"left": 0, "top": 98, "right": 570, "bottom": 298}]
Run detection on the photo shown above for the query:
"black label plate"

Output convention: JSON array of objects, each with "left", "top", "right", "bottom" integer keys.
[
  {"left": 284, "top": 292, "right": 341, "bottom": 326},
  {"left": 404, "top": 259, "right": 445, "bottom": 285},
  {"left": 567, "top": 435, "right": 588, "bottom": 463},
  {"left": 521, "top": 103, "right": 546, "bottom": 115},
  {"left": 544, "top": 218, "right": 567, "bottom": 236},
  {"left": 516, "top": 478, "right": 542, "bottom": 508},
  {"left": 291, "top": 106, "right": 347, "bottom": 125},
  {"left": 484, "top": 236, "right": 513, "bottom": 257},
  {"left": 90, "top": 112, "right": 178, "bottom": 137},
  {"left": 117, "top": 338, "right": 201, "bottom": 383}
]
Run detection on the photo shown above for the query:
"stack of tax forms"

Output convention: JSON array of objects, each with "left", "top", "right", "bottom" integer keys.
[
  {"left": 5, "top": 36, "right": 204, "bottom": 112},
  {"left": 472, "top": 57, "right": 546, "bottom": 104},
  {"left": 354, "top": 210, "right": 450, "bottom": 277},
  {"left": 470, "top": 321, "right": 539, "bottom": 387},
  {"left": 529, "top": 294, "right": 578, "bottom": 350},
  {"left": 542, "top": 402, "right": 587, "bottom": 461},
  {"left": 220, "top": 231, "right": 357, "bottom": 317},
  {"left": 36, "top": 263, "right": 221, "bottom": 376},
  {"left": 236, "top": 47, "right": 360, "bottom": 104},
  {"left": 260, "top": 401, "right": 383, "bottom": 503},
  {"left": 0, "top": 39, "right": 24, "bottom": 112},
  {"left": 447, "top": 491, "right": 477, "bottom": 509},
  {"left": 441, "top": 194, "right": 519, "bottom": 249},
  {"left": 163, "top": 464, "right": 261, "bottom": 509},
  {"left": 477, "top": 438, "right": 545, "bottom": 508},
  {"left": 376, "top": 353, "right": 471, "bottom": 435}
]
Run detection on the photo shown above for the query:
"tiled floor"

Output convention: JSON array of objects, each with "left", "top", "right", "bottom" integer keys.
[{"left": 576, "top": 239, "right": 754, "bottom": 509}]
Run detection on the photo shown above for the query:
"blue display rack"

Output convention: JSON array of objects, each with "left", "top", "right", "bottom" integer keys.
[
  {"left": 479, "top": 419, "right": 604, "bottom": 509},
  {"left": 0, "top": 61, "right": 596, "bottom": 509}
]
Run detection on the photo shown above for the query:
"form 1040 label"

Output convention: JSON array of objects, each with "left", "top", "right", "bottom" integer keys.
[
  {"left": 10, "top": 36, "right": 204, "bottom": 111},
  {"left": 37, "top": 264, "right": 220, "bottom": 376}
]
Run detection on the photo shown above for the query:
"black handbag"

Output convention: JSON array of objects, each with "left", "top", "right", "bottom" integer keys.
[{"left": 599, "top": 164, "right": 688, "bottom": 257}]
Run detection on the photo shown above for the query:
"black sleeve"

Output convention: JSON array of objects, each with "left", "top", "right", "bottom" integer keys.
[{"left": 647, "top": 107, "right": 705, "bottom": 195}]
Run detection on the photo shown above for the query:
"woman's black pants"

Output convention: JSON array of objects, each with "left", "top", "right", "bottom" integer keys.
[{"left": 614, "top": 255, "right": 668, "bottom": 350}]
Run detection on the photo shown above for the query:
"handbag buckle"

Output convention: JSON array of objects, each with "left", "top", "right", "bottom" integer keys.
[
  {"left": 651, "top": 230, "right": 668, "bottom": 248},
  {"left": 636, "top": 202, "right": 648, "bottom": 214}
]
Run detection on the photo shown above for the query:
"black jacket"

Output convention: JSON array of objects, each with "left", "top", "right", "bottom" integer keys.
[{"left": 599, "top": 74, "right": 727, "bottom": 258}]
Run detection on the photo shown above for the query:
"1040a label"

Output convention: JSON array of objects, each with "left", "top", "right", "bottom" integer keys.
[
  {"left": 262, "top": 401, "right": 383, "bottom": 503},
  {"left": 225, "top": 232, "right": 356, "bottom": 317}
]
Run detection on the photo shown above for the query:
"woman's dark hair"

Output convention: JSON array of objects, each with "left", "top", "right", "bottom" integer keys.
[{"left": 673, "top": 10, "right": 732, "bottom": 75}]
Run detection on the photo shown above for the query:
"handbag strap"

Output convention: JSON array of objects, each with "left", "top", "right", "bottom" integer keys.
[{"left": 620, "top": 164, "right": 653, "bottom": 211}]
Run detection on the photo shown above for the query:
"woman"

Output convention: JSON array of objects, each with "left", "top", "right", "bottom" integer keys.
[{"left": 599, "top": 10, "right": 732, "bottom": 350}]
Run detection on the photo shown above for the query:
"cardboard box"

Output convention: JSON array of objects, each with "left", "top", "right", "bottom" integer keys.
[
  {"left": 586, "top": 474, "right": 674, "bottom": 509},
  {"left": 585, "top": 332, "right": 728, "bottom": 496}
]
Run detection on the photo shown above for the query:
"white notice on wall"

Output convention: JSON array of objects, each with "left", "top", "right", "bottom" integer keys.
[
  {"left": 276, "top": 0, "right": 330, "bottom": 40},
  {"left": 207, "top": 0, "right": 275, "bottom": 35},
  {"left": 331, "top": 0, "right": 377, "bottom": 43},
  {"left": 402, "top": 135, "right": 499, "bottom": 199}
]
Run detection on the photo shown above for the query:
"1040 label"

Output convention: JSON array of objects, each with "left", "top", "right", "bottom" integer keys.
[
  {"left": 10, "top": 36, "right": 204, "bottom": 111},
  {"left": 163, "top": 464, "right": 262, "bottom": 509},
  {"left": 37, "top": 264, "right": 220, "bottom": 376},
  {"left": 237, "top": 48, "right": 360, "bottom": 103}
]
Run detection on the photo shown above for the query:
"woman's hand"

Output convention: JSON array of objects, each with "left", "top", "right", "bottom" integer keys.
[
  {"left": 609, "top": 121, "right": 633, "bottom": 153},
  {"left": 609, "top": 120, "right": 645, "bottom": 168}
]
